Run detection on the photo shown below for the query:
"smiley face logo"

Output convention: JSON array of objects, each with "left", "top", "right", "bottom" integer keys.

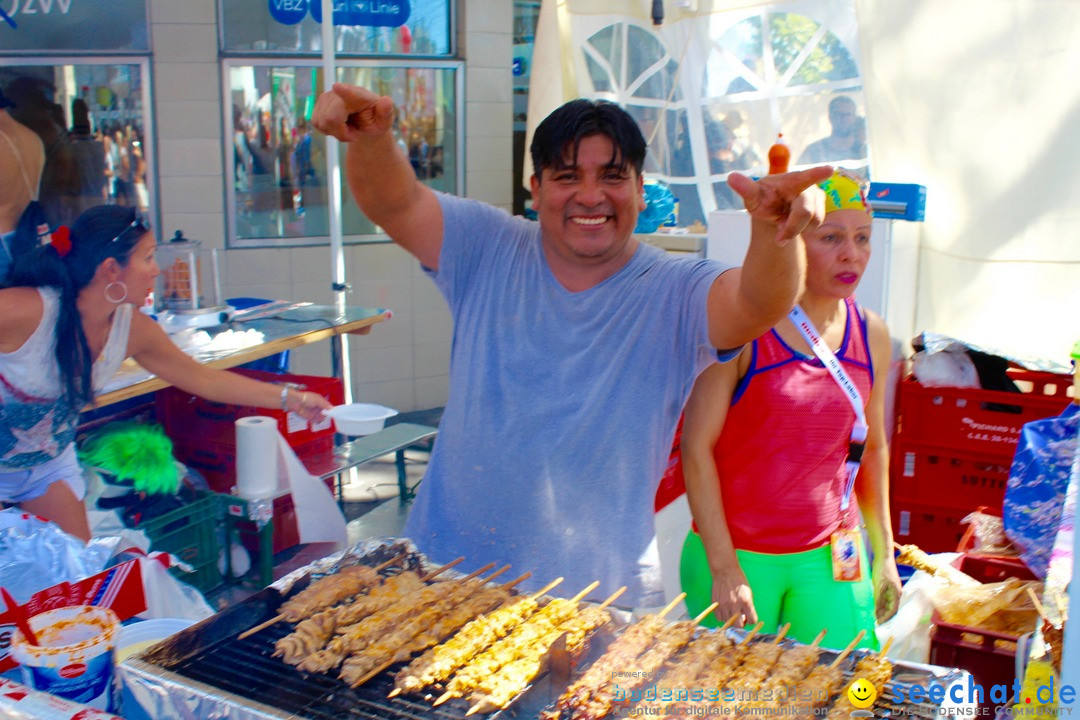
[{"left": 847, "top": 678, "right": 877, "bottom": 709}]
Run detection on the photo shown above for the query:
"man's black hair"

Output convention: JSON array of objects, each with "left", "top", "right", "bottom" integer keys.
[{"left": 530, "top": 99, "right": 646, "bottom": 181}]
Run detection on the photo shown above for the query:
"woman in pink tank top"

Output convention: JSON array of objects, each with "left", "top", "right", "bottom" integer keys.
[{"left": 678, "top": 170, "right": 902, "bottom": 650}]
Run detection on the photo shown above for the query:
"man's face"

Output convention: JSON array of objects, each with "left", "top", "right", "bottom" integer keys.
[
  {"left": 829, "top": 100, "right": 857, "bottom": 137},
  {"left": 530, "top": 134, "right": 645, "bottom": 267}
]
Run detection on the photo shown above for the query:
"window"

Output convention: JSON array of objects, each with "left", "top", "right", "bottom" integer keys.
[
  {"left": 552, "top": 0, "right": 868, "bottom": 226},
  {"left": 221, "top": 0, "right": 459, "bottom": 247},
  {"left": 225, "top": 61, "right": 462, "bottom": 247},
  {"left": 0, "top": 61, "right": 154, "bottom": 231}
]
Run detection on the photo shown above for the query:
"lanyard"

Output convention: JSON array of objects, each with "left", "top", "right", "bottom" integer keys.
[{"left": 789, "top": 305, "right": 868, "bottom": 511}]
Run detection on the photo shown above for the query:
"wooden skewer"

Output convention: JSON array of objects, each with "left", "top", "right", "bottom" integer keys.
[
  {"left": 237, "top": 553, "right": 410, "bottom": 640},
  {"left": 238, "top": 614, "right": 286, "bottom": 641},
  {"left": 502, "top": 571, "right": 531, "bottom": 591},
  {"left": 529, "top": 577, "right": 564, "bottom": 600},
  {"left": 595, "top": 586, "right": 627, "bottom": 611},
  {"left": 809, "top": 628, "right": 827, "bottom": 648},
  {"left": 771, "top": 622, "right": 791, "bottom": 644},
  {"left": 386, "top": 572, "right": 534, "bottom": 700},
  {"left": 738, "top": 621, "right": 764, "bottom": 645},
  {"left": 421, "top": 556, "right": 465, "bottom": 582},
  {"left": 1027, "top": 587, "right": 1051, "bottom": 623},
  {"left": 691, "top": 602, "right": 720, "bottom": 626},
  {"left": 828, "top": 629, "right": 866, "bottom": 669},
  {"left": 480, "top": 565, "right": 511, "bottom": 585},
  {"left": 568, "top": 581, "right": 600, "bottom": 604},
  {"left": 455, "top": 562, "right": 497, "bottom": 584},
  {"left": 716, "top": 613, "right": 740, "bottom": 632},
  {"left": 878, "top": 636, "right": 894, "bottom": 658},
  {"left": 657, "top": 592, "right": 687, "bottom": 621}
]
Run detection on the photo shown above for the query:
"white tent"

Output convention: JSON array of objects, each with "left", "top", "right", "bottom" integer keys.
[{"left": 526, "top": 0, "right": 1080, "bottom": 367}]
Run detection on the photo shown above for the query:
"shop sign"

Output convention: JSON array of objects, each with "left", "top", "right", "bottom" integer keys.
[
  {"left": 270, "top": 0, "right": 411, "bottom": 28},
  {"left": 0, "top": 0, "right": 149, "bottom": 53}
]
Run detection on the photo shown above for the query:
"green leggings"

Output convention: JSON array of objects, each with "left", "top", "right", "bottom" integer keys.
[{"left": 680, "top": 531, "right": 878, "bottom": 651}]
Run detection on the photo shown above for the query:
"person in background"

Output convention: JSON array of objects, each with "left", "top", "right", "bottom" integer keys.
[
  {"left": 678, "top": 170, "right": 901, "bottom": 649},
  {"left": 58, "top": 99, "right": 108, "bottom": 223},
  {"left": 312, "top": 82, "right": 831, "bottom": 607},
  {"left": 799, "top": 96, "right": 865, "bottom": 165},
  {"left": 0, "top": 85, "right": 46, "bottom": 284},
  {"left": 0, "top": 206, "right": 331, "bottom": 542}
]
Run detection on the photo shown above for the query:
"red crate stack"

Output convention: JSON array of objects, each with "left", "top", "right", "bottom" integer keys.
[
  {"left": 890, "top": 368, "right": 1072, "bottom": 552},
  {"left": 156, "top": 368, "right": 344, "bottom": 553}
]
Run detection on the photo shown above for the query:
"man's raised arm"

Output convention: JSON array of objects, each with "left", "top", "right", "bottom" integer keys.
[
  {"left": 705, "top": 166, "right": 833, "bottom": 351},
  {"left": 312, "top": 82, "right": 443, "bottom": 269}
]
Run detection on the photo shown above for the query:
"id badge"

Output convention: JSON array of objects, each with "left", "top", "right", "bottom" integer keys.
[{"left": 830, "top": 529, "right": 863, "bottom": 582}]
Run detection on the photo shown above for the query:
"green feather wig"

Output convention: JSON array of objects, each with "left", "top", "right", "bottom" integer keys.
[{"left": 79, "top": 422, "right": 180, "bottom": 495}]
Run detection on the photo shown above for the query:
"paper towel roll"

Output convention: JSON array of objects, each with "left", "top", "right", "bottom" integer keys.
[{"left": 235, "top": 416, "right": 279, "bottom": 499}]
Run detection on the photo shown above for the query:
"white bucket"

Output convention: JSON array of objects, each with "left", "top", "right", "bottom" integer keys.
[
  {"left": 9, "top": 604, "right": 120, "bottom": 711},
  {"left": 115, "top": 617, "right": 195, "bottom": 662}
]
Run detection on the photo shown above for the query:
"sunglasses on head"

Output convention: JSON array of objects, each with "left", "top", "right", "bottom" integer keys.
[{"left": 110, "top": 210, "right": 152, "bottom": 245}]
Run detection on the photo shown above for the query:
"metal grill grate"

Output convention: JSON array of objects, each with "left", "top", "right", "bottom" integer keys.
[{"left": 167, "top": 621, "right": 483, "bottom": 720}]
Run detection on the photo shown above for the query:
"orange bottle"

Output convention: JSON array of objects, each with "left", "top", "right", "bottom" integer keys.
[{"left": 767, "top": 133, "right": 790, "bottom": 175}]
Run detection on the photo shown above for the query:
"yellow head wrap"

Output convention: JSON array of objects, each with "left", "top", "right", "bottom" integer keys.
[{"left": 819, "top": 170, "right": 871, "bottom": 216}]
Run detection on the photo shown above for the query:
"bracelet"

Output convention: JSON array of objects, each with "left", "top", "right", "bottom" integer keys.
[{"left": 280, "top": 386, "right": 290, "bottom": 410}]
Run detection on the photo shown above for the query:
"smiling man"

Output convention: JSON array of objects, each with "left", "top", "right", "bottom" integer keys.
[{"left": 313, "top": 87, "right": 830, "bottom": 607}]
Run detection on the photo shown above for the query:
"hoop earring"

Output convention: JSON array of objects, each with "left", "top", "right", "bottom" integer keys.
[{"left": 104, "top": 281, "right": 128, "bottom": 304}]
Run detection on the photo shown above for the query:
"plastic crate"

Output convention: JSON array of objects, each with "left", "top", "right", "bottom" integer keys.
[
  {"left": 171, "top": 433, "right": 334, "bottom": 494},
  {"left": 896, "top": 370, "right": 1072, "bottom": 459},
  {"left": 929, "top": 554, "right": 1037, "bottom": 713},
  {"left": 156, "top": 369, "right": 343, "bottom": 449},
  {"left": 890, "top": 501, "right": 970, "bottom": 554},
  {"left": 137, "top": 492, "right": 221, "bottom": 594},
  {"left": 890, "top": 441, "right": 1011, "bottom": 513}
]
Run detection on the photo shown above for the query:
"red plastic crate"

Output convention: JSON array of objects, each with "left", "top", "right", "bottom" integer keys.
[
  {"left": 929, "top": 554, "right": 1037, "bottom": 712},
  {"left": 896, "top": 370, "right": 1072, "bottom": 459},
  {"left": 890, "top": 441, "right": 1010, "bottom": 513},
  {"left": 172, "top": 434, "right": 334, "bottom": 493},
  {"left": 156, "top": 369, "right": 342, "bottom": 449},
  {"left": 890, "top": 501, "right": 970, "bottom": 554}
]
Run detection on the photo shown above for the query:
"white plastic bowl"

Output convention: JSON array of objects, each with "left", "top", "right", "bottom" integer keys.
[
  {"left": 327, "top": 403, "right": 399, "bottom": 436},
  {"left": 116, "top": 617, "right": 196, "bottom": 662}
]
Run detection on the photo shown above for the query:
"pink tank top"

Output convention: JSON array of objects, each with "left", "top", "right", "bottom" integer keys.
[{"left": 716, "top": 297, "right": 873, "bottom": 554}]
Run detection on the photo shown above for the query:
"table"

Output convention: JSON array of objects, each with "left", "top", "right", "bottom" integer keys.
[{"left": 94, "top": 304, "right": 390, "bottom": 407}]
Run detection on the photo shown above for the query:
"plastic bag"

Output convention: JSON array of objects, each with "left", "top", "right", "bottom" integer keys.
[
  {"left": 929, "top": 577, "right": 1041, "bottom": 635},
  {"left": 911, "top": 347, "right": 979, "bottom": 388},
  {"left": 1003, "top": 404, "right": 1078, "bottom": 578},
  {"left": 961, "top": 509, "right": 1016, "bottom": 555},
  {"left": 635, "top": 181, "right": 676, "bottom": 233}
]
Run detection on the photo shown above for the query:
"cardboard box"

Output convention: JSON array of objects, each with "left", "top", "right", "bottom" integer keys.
[{"left": 0, "top": 559, "right": 147, "bottom": 673}]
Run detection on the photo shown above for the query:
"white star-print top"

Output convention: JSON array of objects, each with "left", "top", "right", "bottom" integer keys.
[{"left": 0, "top": 287, "right": 131, "bottom": 469}]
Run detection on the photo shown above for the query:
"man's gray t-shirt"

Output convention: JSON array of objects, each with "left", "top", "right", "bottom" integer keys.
[{"left": 405, "top": 192, "right": 730, "bottom": 606}]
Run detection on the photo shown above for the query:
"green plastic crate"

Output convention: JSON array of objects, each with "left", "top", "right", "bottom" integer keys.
[{"left": 139, "top": 492, "right": 222, "bottom": 594}]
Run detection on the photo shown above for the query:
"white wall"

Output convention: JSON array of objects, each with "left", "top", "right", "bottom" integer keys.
[
  {"left": 856, "top": 0, "right": 1080, "bottom": 366},
  {"left": 148, "top": 0, "right": 513, "bottom": 412}
]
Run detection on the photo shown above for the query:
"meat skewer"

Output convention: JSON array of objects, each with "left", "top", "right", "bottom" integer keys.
[
  {"left": 339, "top": 567, "right": 529, "bottom": 686},
  {"left": 274, "top": 559, "right": 478, "bottom": 665},
  {"left": 625, "top": 614, "right": 740, "bottom": 717},
  {"left": 736, "top": 628, "right": 828, "bottom": 711},
  {"left": 464, "top": 587, "right": 627, "bottom": 716},
  {"left": 389, "top": 576, "right": 566, "bottom": 697},
  {"left": 544, "top": 592, "right": 688, "bottom": 719},
  {"left": 893, "top": 542, "right": 977, "bottom": 585},
  {"left": 783, "top": 629, "right": 866, "bottom": 715},
  {"left": 826, "top": 636, "right": 894, "bottom": 718},
  {"left": 273, "top": 570, "right": 426, "bottom": 664},
  {"left": 238, "top": 553, "right": 405, "bottom": 640},
  {"left": 433, "top": 581, "right": 602, "bottom": 706},
  {"left": 296, "top": 558, "right": 473, "bottom": 674}
]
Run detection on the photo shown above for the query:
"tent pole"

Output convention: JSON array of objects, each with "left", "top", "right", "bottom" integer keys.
[{"left": 321, "top": 0, "right": 353, "bottom": 404}]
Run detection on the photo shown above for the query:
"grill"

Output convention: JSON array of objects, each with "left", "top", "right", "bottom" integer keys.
[{"left": 119, "top": 540, "right": 966, "bottom": 719}]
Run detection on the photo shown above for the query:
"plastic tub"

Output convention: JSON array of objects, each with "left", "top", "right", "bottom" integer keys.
[
  {"left": 10, "top": 604, "right": 121, "bottom": 711},
  {"left": 115, "top": 618, "right": 196, "bottom": 662},
  {"left": 327, "top": 403, "right": 398, "bottom": 436}
]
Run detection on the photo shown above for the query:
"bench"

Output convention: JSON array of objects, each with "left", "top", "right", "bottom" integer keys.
[{"left": 315, "top": 422, "right": 438, "bottom": 503}]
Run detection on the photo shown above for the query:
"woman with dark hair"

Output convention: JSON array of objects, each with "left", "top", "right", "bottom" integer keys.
[{"left": 0, "top": 205, "right": 331, "bottom": 541}]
